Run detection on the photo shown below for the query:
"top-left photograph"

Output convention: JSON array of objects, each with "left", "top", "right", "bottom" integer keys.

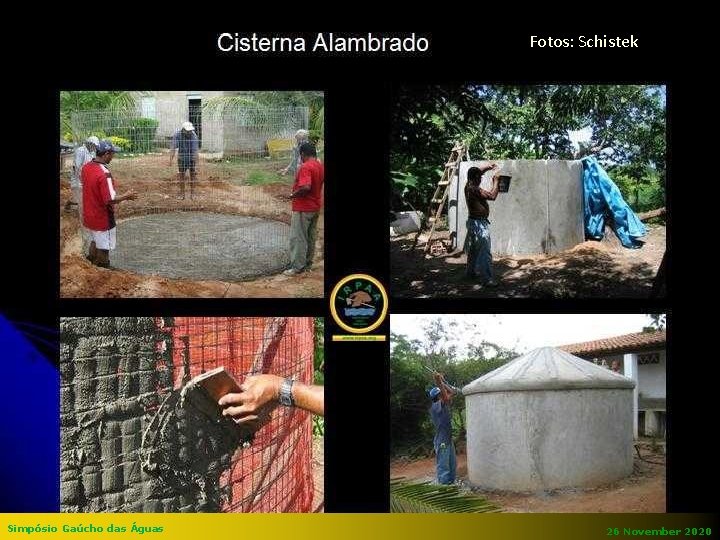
[{"left": 59, "top": 91, "right": 324, "bottom": 298}]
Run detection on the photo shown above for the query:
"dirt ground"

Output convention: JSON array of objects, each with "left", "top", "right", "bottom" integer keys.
[
  {"left": 391, "top": 225, "right": 665, "bottom": 298},
  {"left": 390, "top": 444, "right": 666, "bottom": 513},
  {"left": 312, "top": 437, "right": 325, "bottom": 512},
  {"left": 60, "top": 153, "right": 323, "bottom": 298}
]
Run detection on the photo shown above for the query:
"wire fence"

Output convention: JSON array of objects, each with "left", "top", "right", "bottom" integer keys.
[
  {"left": 60, "top": 317, "right": 316, "bottom": 513},
  {"left": 62, "top": 104, "right": 318, "bottom": 280},
  {"left": 68, "top": 105, "right": 308, "bottom": 159}
]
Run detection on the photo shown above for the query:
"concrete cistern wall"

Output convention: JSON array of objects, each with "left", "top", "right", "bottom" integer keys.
[
  {"left": 463, "top": 347, "right": 635, "bottom": 491},
  {"left": 449, "top": 160, "right": 584, "bottom": 255}
]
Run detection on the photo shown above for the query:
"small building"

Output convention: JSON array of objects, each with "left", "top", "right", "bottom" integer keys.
[
  {"left": 134, "top": 91, "right": 307, "bottom": 156},
  {"left": 560, "top": 330, "right": 666, "bottom": 439}
]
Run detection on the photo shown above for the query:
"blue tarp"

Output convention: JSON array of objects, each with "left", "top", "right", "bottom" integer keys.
[{"left": 582, "top": 156, "right": 647, "bottom": 249}]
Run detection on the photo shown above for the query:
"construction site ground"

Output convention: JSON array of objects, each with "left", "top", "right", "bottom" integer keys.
[
  {"left": 60, "top": 153, "right": 323, "bottom": 298},
  {"left": 312, "top": 437, "right": 325, "bottom": 512},
  {"left": 390, "top": 443, "right": 665, "bottom": 513},
  {"left": 391, "top": 224, "right": 665, "bottom": 298}
]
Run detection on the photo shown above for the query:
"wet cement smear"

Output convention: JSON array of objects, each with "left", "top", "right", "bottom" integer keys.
[
  {"left": 59, "top": 317, "right": 247, "bottom": 513},
  {"left": 112, "top": 212, "right": 290, "bottom": 281}
]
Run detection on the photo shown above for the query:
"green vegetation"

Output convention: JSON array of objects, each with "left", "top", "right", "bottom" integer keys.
[
  {"left": 391, "top": 319, "right": 516, "bottom": 458},
  {"left": 390, "top": 478, "right": 499, "bottom": 513},
  {"left": 313, "top": 318, "right": 325, "bottom": 438},
  {"left": 391, "top": 85, "right": 666, "bottom": 214},
  {"left": 203, "top": 91, "right": 324, "bottom": 143},
  {"left": 246, "top": 170, "right": 281, "bottom": 185},
  {"left": 60, "top": 91, "right": 139, "bottom": 143}
]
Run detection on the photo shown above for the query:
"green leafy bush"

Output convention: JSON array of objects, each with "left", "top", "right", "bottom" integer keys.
[
  {"left": 128, "top": 118, "right": 159, "bottom": 153},
  {"left": 108, "top": 136, "right": 131, "bottom": 151}
]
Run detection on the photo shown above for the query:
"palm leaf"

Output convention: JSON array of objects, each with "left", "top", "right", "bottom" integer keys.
[{"left": 390, "top": 477, "right": 499, "bottom": 513}]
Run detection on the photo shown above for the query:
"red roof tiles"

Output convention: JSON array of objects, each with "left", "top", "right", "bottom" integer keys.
[{"left": 559, "top": 331, "right": 666, "bottom": 358}]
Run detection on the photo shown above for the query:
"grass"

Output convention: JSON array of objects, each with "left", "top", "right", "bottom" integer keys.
[{"left": 245, "top": 170, "right": 282, "bottom": 185}]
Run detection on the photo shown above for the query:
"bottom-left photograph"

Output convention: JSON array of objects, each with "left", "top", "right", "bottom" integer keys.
[{"left": 59, "top": 316, "right": 324, "bottom": 513}]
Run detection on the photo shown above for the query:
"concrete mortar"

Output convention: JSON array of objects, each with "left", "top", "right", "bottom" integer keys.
[{"left": 111, "top": 212, "right": 291, "bottom": 281}]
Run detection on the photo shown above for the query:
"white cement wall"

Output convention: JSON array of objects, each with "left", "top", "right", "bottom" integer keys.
[
  {"left": 449, "top": 160, "right": 585, "bottom": 255},
  {"left": 638, "top": 350, "right": 666, "bottom": 399},
  {"left": 465, "top": 388, "right": 634, "bottom": 491}
]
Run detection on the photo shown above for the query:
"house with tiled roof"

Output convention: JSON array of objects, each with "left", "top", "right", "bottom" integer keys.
[{"left": 560, "top": 330, "right": 666, "bottom": 439}]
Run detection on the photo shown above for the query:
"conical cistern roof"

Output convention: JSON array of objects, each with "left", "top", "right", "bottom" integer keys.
[{"left": 462, "top": 346, "right": 635, "bottom": 395}]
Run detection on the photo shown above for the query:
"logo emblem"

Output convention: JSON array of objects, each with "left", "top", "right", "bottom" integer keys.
[{"left": 330, "top": 274, "right": 388, "bottom": 334}]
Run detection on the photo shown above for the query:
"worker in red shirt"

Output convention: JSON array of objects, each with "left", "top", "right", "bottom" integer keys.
[
  {"left": 81, "top": 140, "right": 138, "bottom": 268},
  {"left": 284, "top": 142, "right": 324, "bottom": 275}
]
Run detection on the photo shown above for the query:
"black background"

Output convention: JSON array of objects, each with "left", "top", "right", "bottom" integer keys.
[{"left": 2, "top": 25, "right": 714, "bottom": 513}]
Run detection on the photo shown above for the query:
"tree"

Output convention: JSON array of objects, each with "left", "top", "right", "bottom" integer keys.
[
  {"left": 390, "top": 322, "right": 516, "bottom": 457},
  {"left": 391, "top": 85, "right": 665, "bottom": 213},
  {"left": 202, "top": 91, "right": 324, "bottom": 143},
  {"left": 643, "top": 314, "right": 666, "bottom": 332},
  {"left": 60, "top": 91, "right": 138, "bottom": 142}
]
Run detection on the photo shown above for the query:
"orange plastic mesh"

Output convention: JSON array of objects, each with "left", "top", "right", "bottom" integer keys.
[{"left": 169, "top": 317, "right": 314, "bottom": 512}]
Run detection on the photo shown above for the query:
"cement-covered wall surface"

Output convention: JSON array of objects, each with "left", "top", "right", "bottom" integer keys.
[
  {"left": 60, "top": 317, "right": 314, "bottom": 513},
  {"left": 638, "top": 350, "right": 666, "bottom": 399},
  {"left": 60, "top": 317, "right": 174, "bottom": 512},
  {"left": 449, "top": 160, "right": 584, "bottom": 255},
  {"left": 465, "top": 388, "right": 634, "bottom": 491}
]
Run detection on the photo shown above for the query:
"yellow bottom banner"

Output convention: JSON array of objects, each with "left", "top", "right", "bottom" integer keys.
[{"left": 1, "top": 514, "right": 717, "bottom": 540}]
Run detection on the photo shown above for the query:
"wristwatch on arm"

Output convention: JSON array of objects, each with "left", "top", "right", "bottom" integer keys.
[{"left": 278, "top": 377, "right": 295, "bottom": 407}]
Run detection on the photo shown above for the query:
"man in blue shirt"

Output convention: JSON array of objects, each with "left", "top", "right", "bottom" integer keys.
[
  {"left": 169, "top": 121, "right": 200, "bottom": 200},
  {"left": 429, "top": 371, "right": 457, "bottom": 485}
]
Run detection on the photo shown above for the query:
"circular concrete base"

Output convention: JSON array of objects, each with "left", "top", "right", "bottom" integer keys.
[{"left": 112, "top": 212, "right": 290, "bottom": 281}]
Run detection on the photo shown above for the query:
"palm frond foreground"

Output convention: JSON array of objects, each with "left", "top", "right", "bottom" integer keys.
[{"left": 390, "top": 478, "right": 500, "bottom": 513}]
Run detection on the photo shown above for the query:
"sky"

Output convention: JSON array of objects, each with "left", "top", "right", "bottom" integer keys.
[{"left": 391, "top": 314, "right": 657, "bottom": 356}]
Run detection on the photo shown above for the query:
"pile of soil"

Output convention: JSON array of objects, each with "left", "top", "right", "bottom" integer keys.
[{"left": 391, "top": 225, "right": 665, "bottom": 298}]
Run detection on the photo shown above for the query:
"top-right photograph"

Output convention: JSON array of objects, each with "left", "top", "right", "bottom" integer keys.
[{"left": 390, "top": 84, "right": 666, "bottom": 299}]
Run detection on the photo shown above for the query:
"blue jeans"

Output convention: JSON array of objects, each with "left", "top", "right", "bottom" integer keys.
[
  {"left": 465, "top": 218, "right": 493, "bottom": 282},
  {"left": 435, "top": 441, "right": 457, "bottom": 485}
]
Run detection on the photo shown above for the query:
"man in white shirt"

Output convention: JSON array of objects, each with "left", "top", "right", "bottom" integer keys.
[{"left": 66, "top": 136, "right": 99, "bottom": 227}]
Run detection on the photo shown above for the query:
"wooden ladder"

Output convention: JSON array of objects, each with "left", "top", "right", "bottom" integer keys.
[{"left": 423, "top": 141, "right": 467, "bottom": 253}]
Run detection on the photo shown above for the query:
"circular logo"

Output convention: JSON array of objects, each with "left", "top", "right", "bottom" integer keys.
[{"left": 330, "top": 274, "right": 389, "bottom": 334}]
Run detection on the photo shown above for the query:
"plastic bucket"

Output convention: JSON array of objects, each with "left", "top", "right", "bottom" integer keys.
[{"left": 498, "top": 174, "right": 512, "bottom": 193}]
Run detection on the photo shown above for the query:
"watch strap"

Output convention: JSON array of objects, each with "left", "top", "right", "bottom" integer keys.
[{"left": 279, "top": 378, "right": 295, "bottom": 407}]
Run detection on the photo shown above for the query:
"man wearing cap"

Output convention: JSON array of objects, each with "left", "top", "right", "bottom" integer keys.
[
  {"left": 279, "top": 129, "right": 310, "bottom": 177},
  {"left": 169, "top": 121, "right": 200, "bottom": 200},
  {"left": 284, "top": 142, "right": 324, "bottom": 275},
  {"left": 429, "top": 371, "right": 457, "bottom": 485},
  {"left": 82, "top": 140, "right": 137, "bottom": 268},
  {"left": 66, "top": 136, "right": 99, "bottom": 215}
]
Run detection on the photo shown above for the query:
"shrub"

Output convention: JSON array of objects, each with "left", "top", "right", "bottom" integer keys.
[
  {"left": 128, "top": 118, "right": 159, "bottom": 153},
  {"left": 108, "top": 136, "right": 131, "bottom": 151}
]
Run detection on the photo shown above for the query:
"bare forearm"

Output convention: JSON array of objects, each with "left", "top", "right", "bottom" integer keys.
[
  {"left": 291, "top": 186, "right": 311, "bottom": 198},
  {"left": 291, "top": 382, "right": 324, "bottom": 416}
]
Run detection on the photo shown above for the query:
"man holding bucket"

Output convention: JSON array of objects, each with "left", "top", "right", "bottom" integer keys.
[{"left": 464, "top": 164, "right": 501, "bottom": 286}]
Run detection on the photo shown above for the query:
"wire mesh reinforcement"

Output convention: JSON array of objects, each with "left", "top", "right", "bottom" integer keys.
[
  {"left": 69, "top": 146, "right": 300, "bottom": 280},
  {"left": 112, "top": 212, "right": 290, "bottom": 280},
  {"left": 63, "top": 100, "right": 321, "bottom": 281},
  {"left": 69, "top": 105, "right": 308, "bottom": 159},
  {"left": 60, "top": 317, "right": 315, "bottom": 513}
]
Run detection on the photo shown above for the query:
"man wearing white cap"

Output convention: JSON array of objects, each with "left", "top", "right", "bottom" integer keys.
[
  {"left": 169, "top": 121, "right": 200, "bottom": 199},
  {"left": 66, "top": 136, "right": 99, "bottom": 216}
]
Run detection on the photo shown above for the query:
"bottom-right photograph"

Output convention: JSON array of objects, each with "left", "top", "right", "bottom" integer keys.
[{"left": 390, "top": 313, "right": 666, "bottom": 513}]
